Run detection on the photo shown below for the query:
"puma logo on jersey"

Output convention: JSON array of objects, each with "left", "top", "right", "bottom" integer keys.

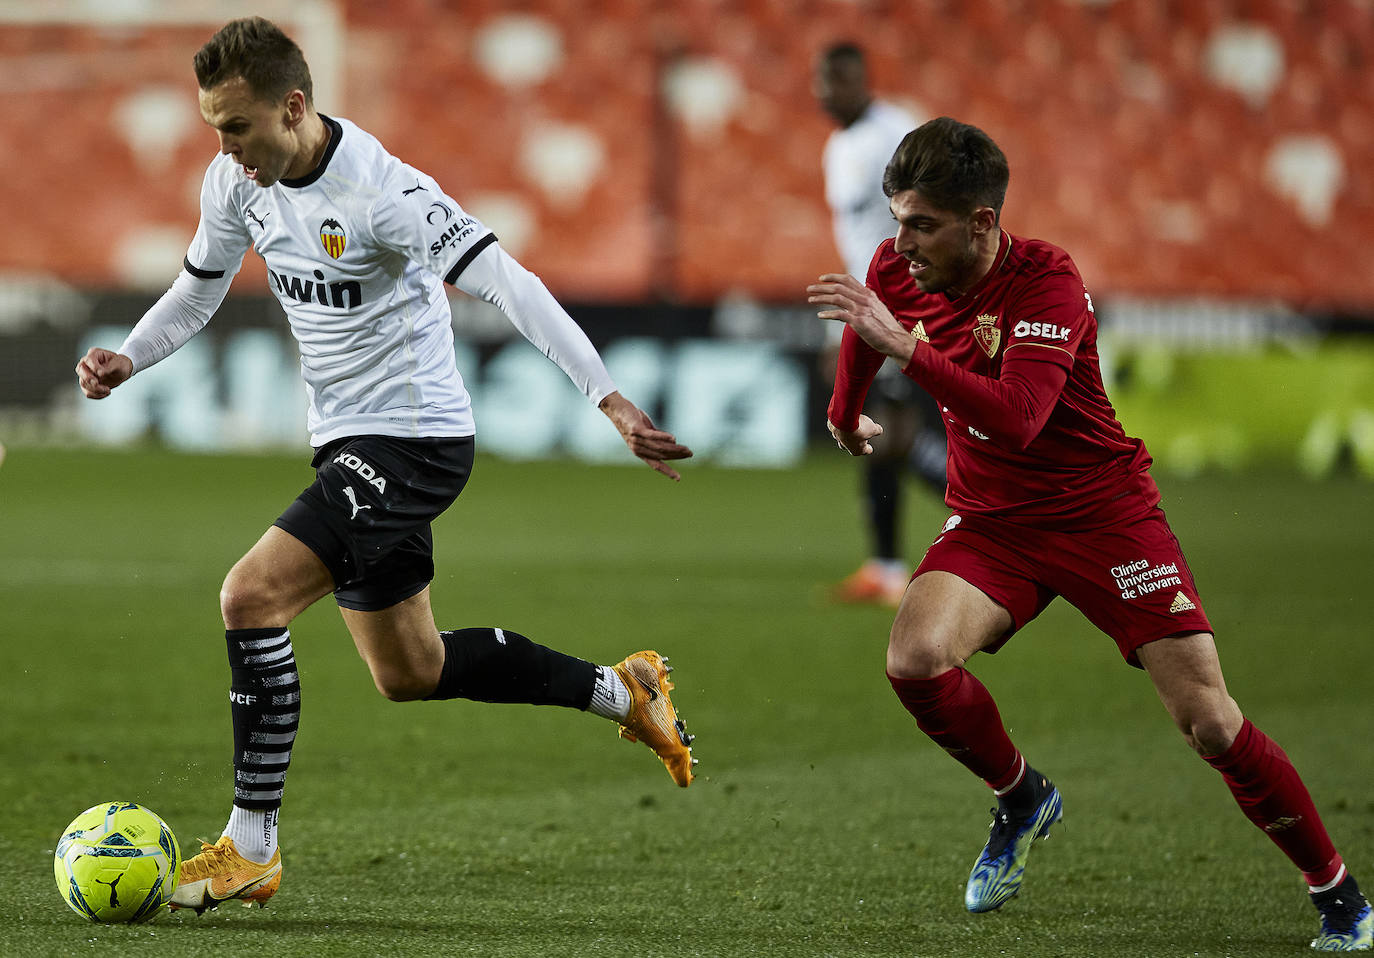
[
  {"left": 246, "top": 208, "right": 270, "bottom": 230},
  {"left": 402, "top": 180, "right": 428, "bottom": 195},
  {"left": 268, "top": 267, "right": 363, "bottom": 309},
  {"left": 333, "top": 452, "right": 388, "bottom": 493},
  {"left": 343, "top": 486, "right": 371, "bottom": 520}
]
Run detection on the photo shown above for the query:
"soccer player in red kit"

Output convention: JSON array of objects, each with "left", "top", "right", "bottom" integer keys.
[{"left": 807, "top": 117, "right": 1371, "bottom": 952}]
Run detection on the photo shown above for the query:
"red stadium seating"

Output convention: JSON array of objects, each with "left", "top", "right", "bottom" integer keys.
[{"left": 1, "top": 1, "right": 1371, "bottom": 308}]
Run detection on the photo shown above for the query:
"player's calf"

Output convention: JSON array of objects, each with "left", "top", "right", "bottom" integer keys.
[{"left": 425, "top": 627, "right": 596, "bottom": 707}]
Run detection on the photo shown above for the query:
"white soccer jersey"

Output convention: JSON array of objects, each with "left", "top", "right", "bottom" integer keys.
[
  {"left": 821, "top": 99, "right": 917, "bottom": 280},
  {"left": 120, "top": 115, "right": 615, "bottom": 447}
]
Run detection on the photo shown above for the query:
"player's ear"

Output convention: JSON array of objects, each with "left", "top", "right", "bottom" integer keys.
[
  {"left": 282, "top": 89, "right": 307, "bottom": 129},
  {"left": 970, "top": 206, "right": 998, "bottom": 237}
]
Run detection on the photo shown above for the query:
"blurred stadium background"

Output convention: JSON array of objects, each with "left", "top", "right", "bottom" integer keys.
[{"left": 0, "top": 0, "right": 1371, "bottom": 473}]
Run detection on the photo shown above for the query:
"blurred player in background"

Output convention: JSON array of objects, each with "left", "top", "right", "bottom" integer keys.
[
  {"left": 808, "top": 116, "right": 1370, "bottom": 952},
  {"left": 814, "top": 42, "right": 945, "bottom": 608},
  {"left": 76, "top": 16, "right": 696, "bottom": 915}
]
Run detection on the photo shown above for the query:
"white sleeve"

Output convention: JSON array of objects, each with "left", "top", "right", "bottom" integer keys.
[
  {"left": 121, "top": 157, "right": 249, "bottom": 374},
  {"left": 119, "top": 263, "right": 235, "bottom": 374},
  {"left": 451, "top": 242, "right": 616, "bottom": 406}
]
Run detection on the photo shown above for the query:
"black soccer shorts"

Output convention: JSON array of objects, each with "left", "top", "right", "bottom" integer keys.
[{"left": 274, "top": 434, "right": 475, "bottom": 612}]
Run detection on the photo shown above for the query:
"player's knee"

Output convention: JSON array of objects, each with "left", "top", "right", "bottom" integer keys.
[
  {"left": 886, "top": 631, "right": 960, "bottom": 680},
  {"left": 368, "top": 665, "right": 432, "bottom": 703},
  {"left": 1177, "top": 700, "right": 1243, "bottom": 756},
  {"left": 220, "top": 555, "right": 322, "bottom": 629},
  {"left": 361, "top": 641, "right": 443, "bottom": 703},
  {"left": 219, "top": 567, "right": 274, "bottom": 629}
]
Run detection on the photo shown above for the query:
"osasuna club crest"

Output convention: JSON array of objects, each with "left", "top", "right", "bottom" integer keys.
[
  {"left": 973, "top": 313, "right": 1001, "bottom": 358},
  {"left": 319, "top": 218, "right": 347, "bottom": 259}
]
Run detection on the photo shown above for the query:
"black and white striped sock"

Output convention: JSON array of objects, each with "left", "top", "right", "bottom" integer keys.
[{"left": 225, "top": 628, "right": 300, "bottom": 835}]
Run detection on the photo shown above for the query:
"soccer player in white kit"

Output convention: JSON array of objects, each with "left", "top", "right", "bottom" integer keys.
[
  {"left": 76, "top": 17, "right": 696, "bottom": 913},
  {"left": 814, "top": 43, "right": 946, "bottom": 608}
]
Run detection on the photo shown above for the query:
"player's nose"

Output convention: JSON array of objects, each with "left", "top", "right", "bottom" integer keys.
[{"left": 894, "top": 225, "right": 918, "bottom": 256}]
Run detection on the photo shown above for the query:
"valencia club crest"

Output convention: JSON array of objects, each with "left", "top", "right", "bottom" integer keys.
[{"left": 319, "top": 218, "right": 347, "bottom": 259}]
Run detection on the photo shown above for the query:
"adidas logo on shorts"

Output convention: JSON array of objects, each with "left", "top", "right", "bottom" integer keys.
[{"left": 1169, "top": 591, "right": 1197, "bottom": 613}]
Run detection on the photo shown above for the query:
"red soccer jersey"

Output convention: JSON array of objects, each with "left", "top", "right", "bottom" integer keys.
[{"left": 829, "top": 230, "right": 1159, "bottom": 527}]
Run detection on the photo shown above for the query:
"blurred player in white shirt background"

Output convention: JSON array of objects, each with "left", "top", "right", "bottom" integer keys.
[{"left": 814, "top": 42, "right": 945, "bottom": 607}]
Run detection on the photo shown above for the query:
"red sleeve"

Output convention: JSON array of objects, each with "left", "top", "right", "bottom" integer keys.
[
  {"left": 826, "top": 323, "right": 887, "bottom": 431},
  {"left": 902, "top": 265, "right": 1088, "bottom": 450},
  {"left": 903, "top": 346, "right": 1068, "bottom": 450},
  {"left": 826, "top": 249, "right": 892, "bottom": 432}
]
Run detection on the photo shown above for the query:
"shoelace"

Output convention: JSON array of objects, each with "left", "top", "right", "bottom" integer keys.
[
  {"left": 181, "top": 840, "right": 233, "bottom": 879},
  {"left": 982, "top": 807, "right": 1018, "bottom": 858},
  {"left": 1315, "top": 895, "right": 1368, "bottom": 934}
]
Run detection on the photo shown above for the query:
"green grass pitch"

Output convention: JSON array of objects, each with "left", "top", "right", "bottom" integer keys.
[{"left": 1, "top": 447, "right": 1370, "bottom": 957}]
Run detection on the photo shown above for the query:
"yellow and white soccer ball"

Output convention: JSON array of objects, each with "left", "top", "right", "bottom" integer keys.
[{"left": 54, "top": 802, "right": 180, "bottom": 923}]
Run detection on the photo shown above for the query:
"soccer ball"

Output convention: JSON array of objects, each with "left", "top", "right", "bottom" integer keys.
[{"left": 54, "top": 802, "right": 180, "bottom": 923}]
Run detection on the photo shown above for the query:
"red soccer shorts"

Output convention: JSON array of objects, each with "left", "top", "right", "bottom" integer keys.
[{"left": 913, "top": 507, "right": 1214, "bottom": 667}]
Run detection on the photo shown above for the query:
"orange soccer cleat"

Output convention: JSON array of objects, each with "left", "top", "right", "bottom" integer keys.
[
  {"left": 170, "top": 836, "right": 281, "bottom": 914},
  {"left": 613, "top": 650, "right": 697, "bottom": 787},
  {"left": 831, "top": 559, "right": 910, "bottom": 607}
]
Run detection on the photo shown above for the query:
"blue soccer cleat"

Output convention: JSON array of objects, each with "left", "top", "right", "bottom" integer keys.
[
  {"left": 1311, "top": 874, "right": 1373, "bottom": 952},
  {"left": 964, "top": 782, "right": 1063, "bottom": 913}
]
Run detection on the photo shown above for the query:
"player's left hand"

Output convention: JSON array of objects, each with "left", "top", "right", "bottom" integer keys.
[
  {"left": 828, "top": 414, "right": 884, "bottom": 457},
  {"left": 599, "top": 391, "right": 693, "bottom": 481},
  {"left": 807, "top": 273, "right": 916, "bottom": 365},
  {"left": 75, "top": 347, "right": 134, "bottom": 399}
]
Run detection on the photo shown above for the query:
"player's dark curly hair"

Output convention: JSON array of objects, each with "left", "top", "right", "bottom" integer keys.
[
  {"left": 882, "top": 117, "right": 1009, "bottom": 220},
  {"left": 194, "top": 17, "right": 313, "bottom": 105}
]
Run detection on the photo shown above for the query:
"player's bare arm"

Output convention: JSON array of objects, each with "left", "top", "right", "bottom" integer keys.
[
  {"left": 598, "top": 390, "right": 694, "bottom": 481},
  {"left": 807, "top": 272, "right": 917, "bottom": 366},
  {"left": 75, "top": 348, "right": 133, "bottom": 400}
]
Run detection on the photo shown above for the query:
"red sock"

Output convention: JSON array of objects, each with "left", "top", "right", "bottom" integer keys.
[
  {"left": 1204, "top": 718, "right": 1342, "bottom": 886},
  {"left": 888, "top": 668, "right": 1022, "bottom": 790}
]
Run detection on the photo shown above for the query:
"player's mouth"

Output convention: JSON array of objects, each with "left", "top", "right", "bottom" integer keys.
[
  {"left": 243, "top": 163, "right": 259, "bottom": 181},
  {"left": 907, "top": 258, "right": 930, "bottom": 279}
]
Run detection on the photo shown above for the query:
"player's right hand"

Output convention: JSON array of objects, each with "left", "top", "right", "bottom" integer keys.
[
  {"left": 828, "top": 414, "right": 883, "bottom": 456},
  {"left": 598, "top": 390, "right": 694, "bottom": 481},
  {"left": 75, "top": 348, "right": 133, "bottom": 399}
]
